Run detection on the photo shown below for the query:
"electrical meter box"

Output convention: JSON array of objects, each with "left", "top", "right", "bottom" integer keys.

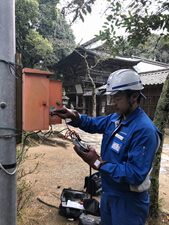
[
  {"left": 49, "top": 80, "right": 62, "bottom": 125},
  {"left": 22, "top": 68, "right": 62, "bottom": 131}
]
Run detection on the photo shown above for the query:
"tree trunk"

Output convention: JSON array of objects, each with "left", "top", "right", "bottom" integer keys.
[
  {"left": 149, "top": 73, "right": 169, "bottom": 218},
  {"left": 92, "top": 87, "right": 97, "bottom": 117},
  {"left": 86, "top": 67, "right": 96, "bottom": 117},
  {"left": 75, "top": 50, "right": 98, "bottom": 117}
]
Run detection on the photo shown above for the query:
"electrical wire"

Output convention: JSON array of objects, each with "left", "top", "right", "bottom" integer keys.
[
  {"left": 14, "top": 124, "right": 79, "bottom": 176},
  {"left": 0, "top": 59, "right": 22, "bottom": 67},
  {"left": 0, "top": 122, "right": 101, "bottom": 175},
  {"left": 39, "top": 124, "right": 53, "bottom": 138},
  {"left": 0, "top": 123, "right": 78, "bottom": 176},
  {"left": 0, "top": 126, "right": 22, "bottom": 131},
  {"left": 0, "top": 129, "right": 41, "bottom": 176},
  {"left": 64, "top": 124, "right": 81, "bottom": 141},
  {"left": 62, "top": 122, "right": 94, "bottom": 144},
  {"left": 0, "top": 58, "right": 23, "bottom": 80},
  {"left": 62, "top": 123, "right": 101, "bottom": 156}
]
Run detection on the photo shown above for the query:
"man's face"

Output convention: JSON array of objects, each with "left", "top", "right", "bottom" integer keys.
[{"left": 107, "top": 92, "right": 130, "bottom": 115}]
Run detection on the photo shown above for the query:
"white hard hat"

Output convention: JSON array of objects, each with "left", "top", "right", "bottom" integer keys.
[{"left": 106, "top": 69, "right": 144, "bottom": 95}]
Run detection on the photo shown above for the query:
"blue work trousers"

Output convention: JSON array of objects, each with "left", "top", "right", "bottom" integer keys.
[{"left": 100, "top": 192, "right": 149, "bottom": 225}]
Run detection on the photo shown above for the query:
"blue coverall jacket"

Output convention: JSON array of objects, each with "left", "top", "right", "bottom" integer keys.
[{"left": 70, "top": 106, "right": 162, "bottom": 197}]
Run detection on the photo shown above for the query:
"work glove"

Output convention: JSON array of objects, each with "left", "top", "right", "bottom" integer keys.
[
  {"left": 50, "top": 107, "right": 80, "bottom": 123},
  {"left": 74, "top": 145, "right": 108, "bottom": 170}
]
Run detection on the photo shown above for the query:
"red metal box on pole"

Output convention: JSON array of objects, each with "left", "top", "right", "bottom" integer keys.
[{"left": 22, "top": 68, "right": 52, "bottom": 131}]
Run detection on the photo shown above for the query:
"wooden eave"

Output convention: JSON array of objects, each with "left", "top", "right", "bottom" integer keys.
[{"left": 48, "top": 47, "right": 141, "bottom": 75}]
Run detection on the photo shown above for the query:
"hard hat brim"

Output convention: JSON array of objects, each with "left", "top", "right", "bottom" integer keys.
[
  {"left": 104, "top": 90, "right": 147, "bottom": 99},
  {"left": 104, "top": 91, "right": 118, "bottom": 95}
]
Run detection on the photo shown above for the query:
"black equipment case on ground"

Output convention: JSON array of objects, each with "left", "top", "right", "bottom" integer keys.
[{"left": 59, "top": 188, "right": 88, "bottom": 220}]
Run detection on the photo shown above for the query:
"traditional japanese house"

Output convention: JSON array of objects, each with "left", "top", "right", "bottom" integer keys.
[{"left": 49, "top": 46, "right": 141, "bottom": 116}]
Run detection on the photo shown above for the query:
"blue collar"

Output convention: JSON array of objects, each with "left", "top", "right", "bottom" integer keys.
[{"left": 111, "top": 106, "right": 141, "bottom": 125}]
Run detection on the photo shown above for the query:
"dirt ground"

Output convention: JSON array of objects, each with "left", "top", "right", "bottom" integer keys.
[{"left": 18, "top": 128, "right": 169, "bottom": 225}]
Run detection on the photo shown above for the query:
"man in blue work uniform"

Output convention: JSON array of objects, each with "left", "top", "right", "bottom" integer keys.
[{"left": 53, "top": 69, "right": 162, "bottom": 225}]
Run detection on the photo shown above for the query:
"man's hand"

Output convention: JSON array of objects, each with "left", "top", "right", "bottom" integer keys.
[
  {"left": 74, "top": 145, "right": 108, "bottom": 170},
  {"left": 50, "top": 107, "right": 80, "bottom": 123}
]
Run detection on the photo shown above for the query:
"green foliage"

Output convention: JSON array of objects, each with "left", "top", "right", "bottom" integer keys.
[
  {"left": 23, "top": 29, "right": 53, "bottom": 67},
  {"left": 17, "top": 132, "right": 45, "bottom": 221},
  {"left": 110, "top": 33, "right": 169, "bottom": 63},
  {"left": 16, "top": 0, "right": 39, "bottom": 66},
  {"left": 17, "top": 177, "right": 34, "bottom": 217},
  {"left": 15, "top": 0, "right": 76, "bottom": 68},
  {"left": 26, "top": 30, "right": 53, "bottom": 57},
  {"left": 37, "top": 0, "right": 59, "bottom": 37},
  {"left": 17, "top": 146, "right": 38, "bottom": 218},
  {"left": 95, "top": 0, "right": 169, "bottom": 55},
  {"left": 61, "top": 0, "right": 96, "bottom": 23},
  {"left": 42, "top": 13, "right": 76, "bottom": 69}
]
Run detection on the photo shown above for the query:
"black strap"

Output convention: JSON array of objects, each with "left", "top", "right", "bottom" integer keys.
[
  {"left": 0, "top": 163, "right": 16, "bottom": 169},
  {"left": 37, "top": 198, "right": 59, "bottom": 209},
  {"left": 90, "top": 166, "right": 93, "bottom": 199}
]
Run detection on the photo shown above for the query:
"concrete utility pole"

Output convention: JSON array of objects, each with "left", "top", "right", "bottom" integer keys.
[{"left": 0, "top": 0, "right": 17, "bottom": 224}]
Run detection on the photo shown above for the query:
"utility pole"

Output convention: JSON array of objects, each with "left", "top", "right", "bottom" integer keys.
[{"left": 0, "top": 0, "right": 17, "bottom": 224}]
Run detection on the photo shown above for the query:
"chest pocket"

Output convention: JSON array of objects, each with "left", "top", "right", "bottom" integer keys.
[{"left": 110, "top": 133, "right": 125, "bottom": 154}]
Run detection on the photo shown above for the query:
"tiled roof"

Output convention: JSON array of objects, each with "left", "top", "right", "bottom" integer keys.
[
  {"left": 96, "top": 69, "right": 169, "bottom": 94},
  {"left": 140, "top": 70, "right": 169, "bottom": 85}
]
